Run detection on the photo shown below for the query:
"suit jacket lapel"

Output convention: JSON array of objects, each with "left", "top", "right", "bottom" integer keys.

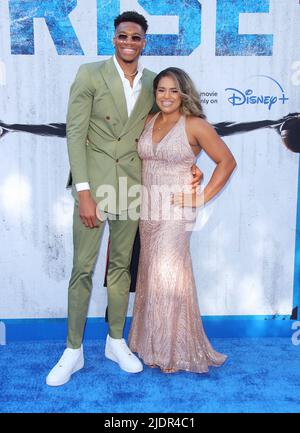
[{"left": 101, "top": 57, "right": 128, "bottom": 126}]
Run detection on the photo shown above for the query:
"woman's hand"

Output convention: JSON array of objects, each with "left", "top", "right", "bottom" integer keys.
[
  {"left": 171, "top": 192, "right": 201, "bottom": 208},
  {"left": 191, "top": 164, "right": 203, "bottom": 190}
]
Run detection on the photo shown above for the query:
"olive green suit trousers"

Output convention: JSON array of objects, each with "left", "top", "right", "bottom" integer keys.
[{"left": 67, "top": 205, "right": 139, "bottom": 348}]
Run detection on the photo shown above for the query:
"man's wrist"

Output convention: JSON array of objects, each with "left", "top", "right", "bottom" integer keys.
[{"left": 78, "top": 190, "right": 92, "bottom": 201}]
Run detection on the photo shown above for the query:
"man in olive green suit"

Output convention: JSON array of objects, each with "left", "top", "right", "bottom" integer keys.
[{"left": 46, "top": 11, "right": 201, "bottom": 386}]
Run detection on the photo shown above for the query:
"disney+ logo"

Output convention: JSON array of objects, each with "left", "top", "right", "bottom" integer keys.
[{"left": 225, "top": 76, "right": 289, "bottom": 110}]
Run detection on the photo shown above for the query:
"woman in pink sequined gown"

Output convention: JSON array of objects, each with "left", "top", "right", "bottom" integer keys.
[{"left": 128, "top": 68, "right": 236, "bottom": 373}]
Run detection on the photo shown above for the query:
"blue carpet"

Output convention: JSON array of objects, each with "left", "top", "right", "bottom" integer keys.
[{"left": 0, "top": 338, "right": 300, "bottom": 413}]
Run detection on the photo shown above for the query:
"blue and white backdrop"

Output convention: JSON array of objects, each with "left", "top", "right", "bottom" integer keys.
[{"left": 0, "top": 0, "right": 299, "bottom": 338}]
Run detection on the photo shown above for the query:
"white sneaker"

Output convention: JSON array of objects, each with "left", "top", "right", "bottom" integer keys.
[
  {"left": 105, "top": 335, "right": 143, "bottom": 373},
  {"left": 46, "top": 346, "right": 84, "bottom": 386}
]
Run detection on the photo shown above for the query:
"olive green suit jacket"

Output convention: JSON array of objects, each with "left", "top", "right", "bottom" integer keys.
[{"left": 66, "top": 57, "right": 156, "bottom": 214}]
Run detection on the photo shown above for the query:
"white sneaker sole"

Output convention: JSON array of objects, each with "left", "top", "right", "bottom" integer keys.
[
  {"left": 46, "top": 358, "right": 84, "bottom": 387},
  {"left": 105, "top": 348, "right": 143, "bottom": 373}
]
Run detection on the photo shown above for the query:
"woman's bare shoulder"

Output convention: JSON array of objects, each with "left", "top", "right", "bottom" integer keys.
[
  {"left": 186, "top": 115, "right": 209, "bottom": 127},
  {"left": 186, "top": 115, "right": 215, "bottom": 134}
]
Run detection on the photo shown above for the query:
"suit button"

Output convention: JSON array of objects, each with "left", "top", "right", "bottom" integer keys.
[
  {"left": 117, "top": 137, "right": 121, "bottom": 141},
  {"left": 135, "top": 138, "right": 139, "bottom": 143},
  {"left": 116, "top": 159, "right": 119, "bottom": 163},
  {"left": 106, "top": 116, "right": 110, "bottom": 120}
]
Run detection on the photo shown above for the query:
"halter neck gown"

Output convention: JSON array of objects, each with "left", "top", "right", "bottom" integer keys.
[{"left": 128, "top": 112, "right": 227, "bottom": 373}]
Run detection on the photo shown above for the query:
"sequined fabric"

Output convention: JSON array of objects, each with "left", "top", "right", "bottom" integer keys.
[{"left": 128, "top": 113, "right": 227, "bottom": 373}]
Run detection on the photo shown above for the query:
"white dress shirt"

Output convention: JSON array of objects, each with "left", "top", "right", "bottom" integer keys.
[{"left": 75, "top": 56, "right": 144, "bottom": 192}]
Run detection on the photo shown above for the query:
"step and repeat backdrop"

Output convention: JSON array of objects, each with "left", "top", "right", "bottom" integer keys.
[{"left": 0, "top": 0, "right": 299, "bottom": 321}]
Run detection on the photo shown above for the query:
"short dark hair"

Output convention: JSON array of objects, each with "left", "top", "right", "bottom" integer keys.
[{"left": 114, "top": 11, "right": 148, "bottom": 33}]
